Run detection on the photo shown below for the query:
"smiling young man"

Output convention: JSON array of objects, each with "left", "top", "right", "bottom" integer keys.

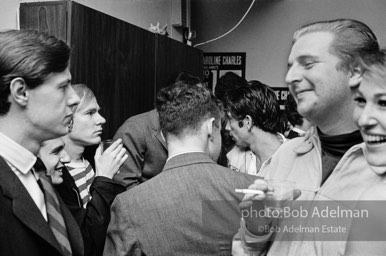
[
  {"left": 0, "top": 30, "right": 83, "bottom": 256},
  {"left": 234, "top": 19, "right": 384, "bottom": 256},
  {"left": 39, "top": 138, "right": 71, "bottom": 185},
  {"left": 39, "top": 136, "right": 126, "bottom": 256}
]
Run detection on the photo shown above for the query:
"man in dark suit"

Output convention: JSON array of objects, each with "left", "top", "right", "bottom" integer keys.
[
  {"left": 0, "top": 30, "right": 83, "bottom": 256},
  {"left": 113, "top": 108, "right": 167, "bottom": 189},
  {"left": 104, "top": 78, "right": 256, "bottom": 255}
]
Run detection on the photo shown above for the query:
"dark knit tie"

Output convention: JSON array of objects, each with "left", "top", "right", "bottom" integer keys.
[{"left": 34, "top": 159, "right": 73, "bottom": 256}]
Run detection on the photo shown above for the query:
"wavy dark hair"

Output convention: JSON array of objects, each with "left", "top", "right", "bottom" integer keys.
[
  {"left": 285, "top": 94, "right": 304, "bottom": 127},
  {"left": 215, "top": 72, "right": 248, "bottom": 103},
  {"left": 224, "top": 80, "right": 283, "bottom": 134},
  {"left": 156, "top": 80, "right": 223, "bottom": 138}
]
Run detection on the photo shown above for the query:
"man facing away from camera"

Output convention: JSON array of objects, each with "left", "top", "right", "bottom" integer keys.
[{"left": 104, "top": 79, "right": 256, "bottom": 255}]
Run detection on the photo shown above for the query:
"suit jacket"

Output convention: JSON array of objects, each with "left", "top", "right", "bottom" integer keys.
[
  {"left": 104, "top": 152, "right": 257, "bottom": 256},
  {"left": 0, "top": 157, "right": 84, "bottom": 256},
  {"left": 55, "top": 167, "right": 125, "bottom": 256},
  {"left": 113, "top": 109, "right": 168, "bottom": 189}
]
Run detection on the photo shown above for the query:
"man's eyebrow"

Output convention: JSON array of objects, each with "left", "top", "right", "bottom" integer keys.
[
  {"left": 84, "top": 106, "right": 99, "bottom": 112},
  {"left": 298, "top": 55, "right": 317, "bottom": 62},
  {"left": 51, "top": 145, "right": 64, "bottom": 154},
  {"left": 350, "top": 84, "right": 360, "bottom": 91}
]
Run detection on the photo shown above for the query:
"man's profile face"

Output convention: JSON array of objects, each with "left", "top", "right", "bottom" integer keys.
[
  {"left": 225, "top": 113, "right": 249, "bottom": 148},
  {"left": 26, "top": 68, "right": 80, "bottom": 141},
  {"left": 69, "top": 97, "right": 106, "bottom": 147},
  {"left": 285, "top": 31, "right": 353, "bottom": 124}
]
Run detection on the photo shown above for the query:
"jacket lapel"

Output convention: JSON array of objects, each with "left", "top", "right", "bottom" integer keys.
[
  {"left": 0, "top": 157, "right": 63, "bottom": 253},
  {"left": 149, "top": 109, "right": 167, "bottom": 149},
  {"left": 154, "top": 130, "right": 167, "bottom": 149}
]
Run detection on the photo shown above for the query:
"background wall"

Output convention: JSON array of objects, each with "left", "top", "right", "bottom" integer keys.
[
  {"left": 191, "top": 0, "right": 386, "bottom": 87},
  {"left": 1, "top": 0, "right": 185, "bottom": 41},
  {"left": 2, "top": 0, "right": 386, "bottom": 88}
]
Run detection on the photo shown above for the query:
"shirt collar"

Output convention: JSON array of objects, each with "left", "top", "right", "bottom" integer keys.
[
  {"left": 167, "top": 151, "right": 205, "bottom": 162},
  {"left": 0, "top": 132, "right": 37, "bottom": 174},
  {"left": 291, "top": 127, "right": 306, "bottom": 136}
]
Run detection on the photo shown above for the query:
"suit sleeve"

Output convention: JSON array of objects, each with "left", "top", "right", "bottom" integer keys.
[
  {"left": 104, "top": 195, "right": 143, "bottom": 256},
  {"left": 113, "top": 120, "right": 146, "bottom": 189},
  {"left": 56, "top": 172, "right": 126, "bottom": 256},
  {"left": 81, "top": 177, "right": 125, "bottom": 256},
  {"left": 232, "top": 218, "right": 272, "bottom": 255}
]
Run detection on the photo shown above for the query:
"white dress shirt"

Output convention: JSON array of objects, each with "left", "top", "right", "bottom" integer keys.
[{"left": 0, "top": 132, "right": 47, "bottom": 220}]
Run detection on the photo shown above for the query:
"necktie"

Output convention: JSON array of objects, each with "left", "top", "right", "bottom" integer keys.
[{"left": 34, "top": 158, "right": 73, "bottom": 256}]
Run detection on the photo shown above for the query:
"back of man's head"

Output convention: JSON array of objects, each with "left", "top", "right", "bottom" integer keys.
[
  {"left": 156, "top": 80, "right": 223, "bottom": 138},
  {"left": 215, "top": 72, "right": 248, "bottom": 103},
  {"left": 224, "top": 80, "right": 283, "bottom": 134},
  {"left": 167, "top": 71, "right": 202, "bottom": 86},
  {"left": 0, "top": 29, "right": 70, "bottom": 115},
  {"left": 293, "top": 19, "right": 379, "bottom": 73}
]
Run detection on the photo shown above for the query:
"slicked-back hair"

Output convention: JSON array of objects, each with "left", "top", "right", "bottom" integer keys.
[
  {"left": 0, "top": 29, "right": 70, "bottom": 115},
  {"left": 293, "top": 19, "right": 379, "bottom": 73},
  {"left": 71, "top": 84, "right": 96, "bottom": 113},
  {"left": 224, "top": 80, "right": 283, "bottom": 134},
  {"left": 155, "top": 80, "right": 223, "bottom": 138}
]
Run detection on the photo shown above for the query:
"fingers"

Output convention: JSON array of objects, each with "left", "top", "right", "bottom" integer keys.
[
  {"left": 115, "top": 146, "right": 127, "bottom": 160},
  {"left": 103, "top": 138, "right": 122, "bottom": 153},
  {"left": 239, "top": 200, "right": 253, "bottom": 210},
  {"left": 120, "top": 154, "right": 128, "bottom": 165},
  {"left": 242, "top": 179, "right": 270, "bottom": 201},
  {"left": 293, "top": 188, "right": 302, "bottom": 199},
  {"left": 250, "top": 179, "right": 270, "bottom": 191},
  {"left": 243, "top": 192, "right": 266, "bottom": 201}
]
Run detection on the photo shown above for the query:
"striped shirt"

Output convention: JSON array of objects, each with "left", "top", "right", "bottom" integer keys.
[{"left": 66, "top": 158, "right": 95, "bottom": 208}]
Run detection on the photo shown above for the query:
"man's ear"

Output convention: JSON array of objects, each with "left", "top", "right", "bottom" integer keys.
[
  {"left": 206, "top": 117, "right": 216, "bottom": 141},
  {"left": 9, "top": 78, "right": 29, "bottom": 107},
  {"left": 348, "top": 67, "right": 362, "bottom": 88},
  {"left": 245, "top": 115, "right": 253, "bottom": 130}
]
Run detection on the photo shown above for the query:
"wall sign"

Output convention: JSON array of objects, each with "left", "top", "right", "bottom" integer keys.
[
  {"left": 203, "top": 52, "right": 246, "bottom": 92},
  {"left": 271, "top": 87, "right": 290, "bottom": 110}
]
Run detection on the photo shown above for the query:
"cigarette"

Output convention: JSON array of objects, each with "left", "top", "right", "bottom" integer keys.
[{"left": 235, "top": 189, "right": 264, "bottom": 195}]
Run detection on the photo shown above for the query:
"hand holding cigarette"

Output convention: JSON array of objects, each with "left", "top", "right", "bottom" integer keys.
[{"left": 235, "top": 189, "right": 264, "bottom": 195}]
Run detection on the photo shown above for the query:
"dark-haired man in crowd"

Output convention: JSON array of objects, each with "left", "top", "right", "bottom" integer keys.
[
  {"left": 224, "top": 80, "right": 286, "bottom": 173},
  {"left": 214, "top": 72, "right": 253, "bottom": 170},
  {"left": 105, "top": 78, "right": 256, "bottom": 255},
  {"left": 284, "top": 94, "right": 313, "bottom": 139},
  {"left": 0, "top": 30, "right": 82, "bottom": 256},
  {"left": 235, "top": 19, "right": 382, "bottom": 255}
]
